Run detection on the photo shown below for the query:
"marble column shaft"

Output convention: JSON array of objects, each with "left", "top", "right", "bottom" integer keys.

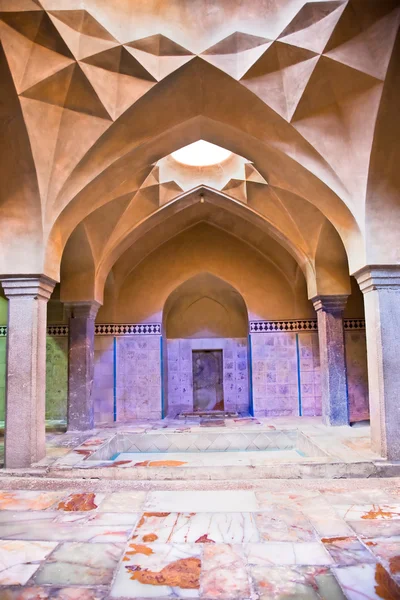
[
  {"left": 0, "top": 276, "right": 55, "bottom": 468},
  {"left": 355, "top": 266, "right": 400, "bottom": 460},
  {"left": 66, "top": 301, "right": 100, "bottom": 431},
  {"left": 312, "top": 295, "right": 349, "bottom": 426}
]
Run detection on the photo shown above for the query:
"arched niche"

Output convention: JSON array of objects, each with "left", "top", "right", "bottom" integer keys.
[
  {"left": 164, "top": 273, "right": 248, "bottom": 338},
  {"left": 162, "top": 273, "right": 251, "bottom": 418}
]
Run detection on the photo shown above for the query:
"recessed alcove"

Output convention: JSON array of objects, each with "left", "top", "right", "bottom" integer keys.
[{"left": 163, "top": 273, "right": 251, "bottom": 417}]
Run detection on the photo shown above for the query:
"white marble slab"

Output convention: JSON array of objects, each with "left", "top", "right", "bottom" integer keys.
[{"left": 144, "top": 491, "right": 258, "bottom": 513}]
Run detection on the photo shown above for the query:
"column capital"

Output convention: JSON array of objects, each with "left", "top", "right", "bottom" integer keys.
[
  {"left": 65, "top": 300, "right": 101, "bottom": 320},
  {"left": 311, "top": 294, "right": 348, "bottom": 314},
  {"left": 0, "top": 275, "right": 56, "bottom": 301},
  {"left": 353, "top": 265, "right": 400, "bottom": 294}
]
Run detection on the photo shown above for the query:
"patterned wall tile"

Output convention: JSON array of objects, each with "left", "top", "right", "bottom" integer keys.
[
  {"left": 345, "top": 330, "right": 369, "bottom": 422},
  {"left": 166, "top": 338, "right": 249, "bottom": 416},
  {"left": 45, "top": 336, "right": 68, "bottom": 420},
  {"left": 251, "top": 332, "right": 299, "bottom": 417},
  {"left": 297, "top": 332, "right": 321, "bottom": 417},
  {"left": 93, "top": 337, "right": 114, "bottom": 425},
  {"left": 116, "top": 336, "right": 162, "bottom": 420}
]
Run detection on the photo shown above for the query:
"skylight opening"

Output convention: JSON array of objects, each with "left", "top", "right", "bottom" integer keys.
[{"left": 171, "top": 140, "right": 232, "bottom": 167}]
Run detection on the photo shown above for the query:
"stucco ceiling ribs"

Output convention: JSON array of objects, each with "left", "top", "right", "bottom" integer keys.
[
  {"left": 290, "top": 55, "right": 382, "bottom": 123},
  {"left": 80, "top": 46, "right": 157, "bottom": 119},
  {"left": 200, "top": 32, "right": 272, "bottom": 80},
  {"left": 1, "top": 10, "right": 73, "bottom": 57},
  {"left": 323, "top": 2, "right": 400, "bottom": 80},
  {"left": 48, "top": 10, "right": 118, "bottom": 60},
  {"left": 125, "top": 34, "right": 193, "bottom": 81},
  {"left": 20, "top": 62, "right": 112, "bottom": 121},
  {"left": 0, "top": 0, "right": 42, "bottom": 9},
  {"left": 278, "top": 1, "right": 347, "bottom": 54},
  {"left": 0, "top": 0, "right": 397, "bottom": 285},
  {"left": 240, "top": 41, "right": 319, "bottom": 121}
]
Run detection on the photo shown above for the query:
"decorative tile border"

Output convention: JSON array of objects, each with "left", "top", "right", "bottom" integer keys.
[
  {"left": 250, "top": 319, "right": 365, "bottom": 333},
  {"left": 250, "top": 320, "right": 318, "bottom": 332},
  {"left": 47, "top": 325, "right": 68, "bottom": 336},
  {"left": 95, "top": 323, "right": 161, "bottom": 335},
  {"left": 344, "top": 319, "right": 366, "bottom": 330},
  {"left": 47, "top": 323, "right": 162, "bottom": 336},
  {"left": 0, "top": 320, "right": 366, "bottom": 337}
]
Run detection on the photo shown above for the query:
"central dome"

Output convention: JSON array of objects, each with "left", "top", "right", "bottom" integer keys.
[{"left": 171, "top": 140, "right": 232, "bottom": 167}]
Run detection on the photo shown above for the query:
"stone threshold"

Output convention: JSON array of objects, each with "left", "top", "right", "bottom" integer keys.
[
  {"left": 1, "top": 474, "right": 400, "bottom": 493},
  {"left": 2, "top": 460, "right": 400, "bottom": 480}
]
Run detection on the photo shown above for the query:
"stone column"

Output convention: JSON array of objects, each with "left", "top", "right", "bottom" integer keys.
[
  {"left": 312, "top": 295, "right": 349, "bottom": 426},
  {"left": 65, "top": 301, "right": 100, "bottom": 431},
  {"left": 0, "top": 276, "right": 55, "bottom": 468},
  {"left": 354, "top": 266, "right": 400, "bottom": 460}
]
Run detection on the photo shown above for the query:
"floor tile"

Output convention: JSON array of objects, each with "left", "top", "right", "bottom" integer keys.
[
  {"left": 335, "top": 504, "right": 400, "bottom": 521},
  {"left": 255, "top": 489, "right": 322, "bottom": 510},
  {"left": 97, "top": 491, "right": 147, "bottom": 513},
  {"left": 348, "top": 519, "right": 400, "bottom": 538},
  {"left": 255, "top": 506, "right": 316, "bottom": 542},
  {"left": 250, "top": 565, "right": 346, "bottom": 599},
  {"left": 0, "top": 491, "right": 64, "bottom": 511},
  {"left": 133, "top": 512, "right": 259, "bottom": 544},
  {"left": 132, "top": 512, "right": 178, "bottom": 543},
  {"left": 0, "top": 522, "right": 132, "bottom": 543},
  {"left": 144, "top": 491, "right": 258, "bottom": 513},
  {"left": 200, "top": 544, "right": 250, "bottom": 599},
  {"left": 364, "top": 537, "right": 400, "bottom": 578},
  {"left": 321, "top": 489, "right": 400, "bottom": 506},
  {"left": 321, "top": 536, "right": 376, "bottom": 566},
  {"left": 244, "top": 542, "right": 333, "bottom": 566},
  {"left": 34, "top": 542, "right": 124, "bottom": 585},
  {"left": 0, "top": 540, "right": 57, "bottom": 585},
  {"left": 0, "top": 587, "right": 108, "bottom": 599},
  {"left": 86, "top": 512, "right": 141, "bottom": 526},
  {"left": 111, "top": 542, "right": 202, "bottom": 598},
  {"left": 302, "top": 506, "right": 355, "bottom": 538},
  {"left": 0, "top": 511, "right": 57, "bottom": 525},
  {"left": 333, "top": 562, "right": 400, "bottom": 599},
  {"left": 57, "top": 493, "right": 106, "bottom": 512}
]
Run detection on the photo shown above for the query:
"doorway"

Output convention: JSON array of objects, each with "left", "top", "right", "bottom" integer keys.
[{"left": 192, "top": 350, "right": 223, "bottom": 412}]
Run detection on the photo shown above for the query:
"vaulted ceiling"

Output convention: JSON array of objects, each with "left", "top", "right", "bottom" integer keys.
[{"left": 0, "top": 0, "right": 399, "bottom": 302}]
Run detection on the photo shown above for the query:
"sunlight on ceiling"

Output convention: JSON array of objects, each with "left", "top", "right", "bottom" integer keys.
[{"left": 171, "top": 140, "right": 232, "bottom": 167}]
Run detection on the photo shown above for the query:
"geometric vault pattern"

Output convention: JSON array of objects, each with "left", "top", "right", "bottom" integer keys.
[
  {"left": 1, "top": 1, "right": 394, "bottom": 125},
  {"left": 1, "top": 0, "right": 398, "bottom": 213}
]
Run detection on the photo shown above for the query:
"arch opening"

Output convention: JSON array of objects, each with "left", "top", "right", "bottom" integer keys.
[{"left": 162, "top": 273, "right": 251, "bottom": 418}]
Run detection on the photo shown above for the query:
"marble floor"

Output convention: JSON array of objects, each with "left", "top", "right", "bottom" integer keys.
[
  {"left": 0, "top": 483, "right": 400, "bottom": 598},
  {"left": 24, "top": 416, "right": 380, "bottom": 473}
]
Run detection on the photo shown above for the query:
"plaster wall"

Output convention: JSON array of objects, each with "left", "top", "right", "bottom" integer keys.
[
  {"left": 167, "top": 337, "right": 249, "bottom": 416},
  {"left": 100, "top": 226, "right": 314, "bottom": 323}
]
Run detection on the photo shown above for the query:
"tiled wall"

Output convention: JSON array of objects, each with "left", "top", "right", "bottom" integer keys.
[
  {"left": 0, "top": 324, "right": 368, "bottom": 425},
  {"left": 0, "top": 337, "right": 6, "bottom": 421},
  {"left": 45, "top": 336, "right": 68, "bottom": 420},
  {"left": 116, "top": 335, "right": 162, "bottom": 420},
  {"left": 250, "top": 329, "right": 369, "bottom": 420},
  {"left": 297, "top": 333, "right": 321, "bottom": 416},
  {"left": 166, "top": 338, "right": 249, "bottom": 416},
  {"left": 251, "top": 332, "right": 300, "bottom": 417},
  {"left": 345, "top": 330, "right": 369, "bottom": 422},
  {"left": 93, "top": 336, "right": 114, "bottom": 425}
]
